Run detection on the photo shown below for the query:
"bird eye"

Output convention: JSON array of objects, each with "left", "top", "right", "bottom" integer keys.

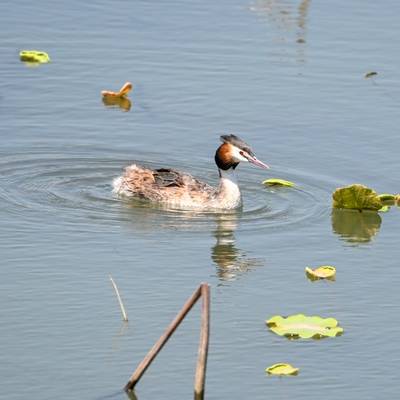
[{"left": 240, "top": 151, "right": 244, "bottom": 156}]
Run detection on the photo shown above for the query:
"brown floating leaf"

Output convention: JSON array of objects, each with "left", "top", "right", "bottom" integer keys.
[{"left": 102, "top": 81, "right": 133, "bottom": 98}]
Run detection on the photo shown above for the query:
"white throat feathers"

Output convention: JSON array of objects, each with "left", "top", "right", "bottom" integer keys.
[{"left": 216, "top": 168, "right": 242, "bottom": 209}]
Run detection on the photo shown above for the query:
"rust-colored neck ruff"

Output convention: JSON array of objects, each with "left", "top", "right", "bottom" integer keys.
[{"left": 215, "top": 143, "right": 239, "bottom": 171}]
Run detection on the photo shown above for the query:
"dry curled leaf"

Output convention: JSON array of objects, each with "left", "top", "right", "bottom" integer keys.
[{"left": 305, "top": 266, "right": 336, "bottom": 281}]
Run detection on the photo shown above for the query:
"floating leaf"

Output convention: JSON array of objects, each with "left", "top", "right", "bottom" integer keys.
[
  {"left": 266, "top": 314, "right": 344, "bottom": 339},
  {"left": 378, "top": 194, "right": 396, "bottom": 206},
  {"left": 378, "top": 205, "right": 390, "bottom": 213},
  {"left": 263, "top": 178, "right": 295, "bottom": 187},
  {"left": 305, "top": 266, "right": 336, "bottom": 281},
  {"left": 365, "top": 71, "right": 378, "bottom": 78},
  {"left": 266, "top": 363, "right": 299, "bottom": 376},
  {"left": 102, "top": 82, "right": 133, "bottom": 98},
  {"left": 20, "top": 50, "right": 50, "bottom": 63},
  {"left": 332, "top": 184, "right": 382, "bottom": 211},
  {"left": 378, "top": 193, "right": 396, "bottom": 202}
]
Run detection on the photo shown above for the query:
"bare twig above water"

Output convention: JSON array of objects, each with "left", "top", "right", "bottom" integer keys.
[
  {"left": 124, "top": 285, "right": 202, "bottom": 391},
  {"left": 124, "top": 283, "right": 210, "bottom": 400},
  {"left": 194, "top": 283, "right": 210, "bottom": 400},
  {"left": 110, "top": 275, "right": 128, "bottom": 322}
]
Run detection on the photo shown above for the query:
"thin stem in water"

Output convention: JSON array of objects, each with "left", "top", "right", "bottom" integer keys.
[{"left": 110, "top": 275, "right": 128, "bottom": 322}]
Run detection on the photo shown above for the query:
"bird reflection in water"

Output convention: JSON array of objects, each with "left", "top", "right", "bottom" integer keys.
[
  {"left": 211, "top": 215, "right": 263, "bottom": 282},
  {"left": 331, "top": 209, "right": 382, "bottom": 244},
  {"left": 251, "top": 0, "right": 311, "bottom": 61}
]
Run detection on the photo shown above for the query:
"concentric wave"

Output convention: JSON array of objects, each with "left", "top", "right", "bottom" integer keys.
[{"left": 0, "top": 154, "right": 336, "bottom": 233}]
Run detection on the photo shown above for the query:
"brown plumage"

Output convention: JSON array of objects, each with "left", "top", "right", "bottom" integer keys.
[
  {"left": 113, "top": 135, "right": 269, "bottom": 210},
  {"left": 113, "top": 164, "right": 217, "bottom": 208}
]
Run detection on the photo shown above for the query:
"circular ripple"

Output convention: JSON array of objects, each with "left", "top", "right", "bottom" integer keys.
[{"left": 0, "top": 153, "right": 336, "bottom": 233}]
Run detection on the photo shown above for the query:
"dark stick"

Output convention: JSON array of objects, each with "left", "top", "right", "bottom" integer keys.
[
  {"left": 194, "top": 283, "right": 210, "bottom": 400},
  {"left": 124, "top": 284, "right": 202, "bottom": 392}
]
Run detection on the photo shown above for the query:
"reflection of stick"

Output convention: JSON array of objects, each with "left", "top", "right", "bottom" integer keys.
[
  {"left": 194, "top": 283, "right": 210, "bottom": 400},
  {"left": 110, "top": 276, "right": 128, "bottom": 322},
  {"left": 124, "top": 284, "right": 204, "bottom": 392}
]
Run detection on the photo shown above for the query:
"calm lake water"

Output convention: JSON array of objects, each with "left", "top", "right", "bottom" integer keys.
[{"left": 1, "top": 0, "right": 400, "bottom": 399}]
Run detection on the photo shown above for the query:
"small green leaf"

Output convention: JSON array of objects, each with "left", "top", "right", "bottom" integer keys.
[
  {"left": 378, "top": 193, "right": 396, "bottom": 201},
  {"left": 263, "top": 178, "right": 295, "bottom": 187},
  {"left": 305, "top": 266, "right": 336, "bottom": 281},
  {"left": 266, "top": 314, "right": 344, "bottom": 339},
  {"left": 266, "top": 363, "right": 299, "bottom": 376},
  {"left": 378, "top": 194, "right": 396, "bottom": 206},
  {"left": 332, "top": 184, "right": 382, "bottom": 211},
  {"left": 20, "top": 50, "right": 50, "bottom": 63},
  {"left": 378, "top": 205, "right": 390, "bottom": 213}
]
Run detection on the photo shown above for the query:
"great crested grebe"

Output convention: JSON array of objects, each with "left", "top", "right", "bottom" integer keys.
[{"left": 113, "top": 134, "right": 269, "bottom": 210}]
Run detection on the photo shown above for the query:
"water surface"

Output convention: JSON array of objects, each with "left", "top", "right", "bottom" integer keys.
[{"left": 1, "top": 1, "right": 400, "bottom": 399}]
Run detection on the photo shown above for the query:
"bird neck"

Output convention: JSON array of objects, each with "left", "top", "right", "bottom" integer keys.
[{"left": 216, "top": 168, "right": 242, "bottom": 208}]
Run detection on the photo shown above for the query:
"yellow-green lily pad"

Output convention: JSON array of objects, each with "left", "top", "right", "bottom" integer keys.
[
  {"left": 378, "top": 193, "right": 396, "bottom": 202},
  {"left": 20, "top": 50, "right": 50, "bottom": 63},
  {"left": 305, "top": 266, "right": 336, "bottom": 281},
  {"left": 378, "top": 194, "right": 396, "bottom": 206},
  {"left": 266, "top": 314, "right": 344, "bottom": 339},
  {"left": 266, "top": 363, "right": 299, "bottom": 376},
  {"left": 332, "top": 184, "right": 382, "bottom": 211},
  {"left": 378, "top": 205, "right": 390, "bottom": 213},
  {"left": 263, "top": 178, "right": 295, "bottom": 187}
]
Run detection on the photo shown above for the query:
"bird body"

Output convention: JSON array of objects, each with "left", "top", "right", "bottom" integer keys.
[{"left": 113, "top": 135, "right": 268, "bottom": 210}]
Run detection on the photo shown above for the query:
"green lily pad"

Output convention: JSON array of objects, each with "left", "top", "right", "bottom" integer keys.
[
  {"left": 332, "top": 184, "right": 382, "bottom": 211},
  {"left": 305, "top": 266, "right": 336, "bottom": 281},
  {"left": 378, "top": 205, "right": 390, "bottom": 213},
  {"left": 20, "top": 50, "right": 50, "bottom": 63},
  {"left": 266, "top": 363, "right": 299, "bottom": 376},
  {"left": 266, "top": 314, "right": 344, "bottom": 339},
  {"left": 263, "top": 178, "right": 295, "bottom": 187}
]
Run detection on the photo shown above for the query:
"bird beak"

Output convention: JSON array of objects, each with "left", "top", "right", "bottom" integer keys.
[{"left": 248, "top": 155, "right": 270, "bottom": 169}]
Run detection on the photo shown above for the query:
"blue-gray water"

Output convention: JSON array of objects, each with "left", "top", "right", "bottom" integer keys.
[{"left": 1, "top": 1, "right": 400, "bottom": 399}]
